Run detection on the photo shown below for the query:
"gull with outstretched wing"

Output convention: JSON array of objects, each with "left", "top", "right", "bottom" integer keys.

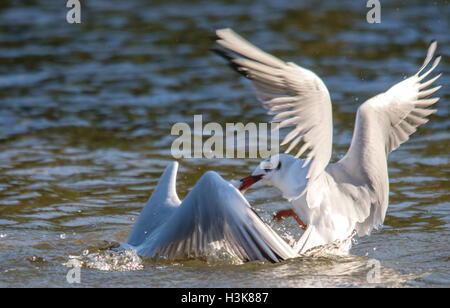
[{"left": 214, "top": 28, "right": 441, "bottom": 253}]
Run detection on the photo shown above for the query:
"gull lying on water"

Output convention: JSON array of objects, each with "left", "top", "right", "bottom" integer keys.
[
  {"left": 126, "top": 162, "right": 298, "bottom": 262},
  {"left": 126, "top": 29, "right": 441, "bottom": 262}
]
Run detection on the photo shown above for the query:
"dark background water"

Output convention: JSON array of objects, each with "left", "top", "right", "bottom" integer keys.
[{"left": 0, "top": 0, "right": 448, "bottom": 287}]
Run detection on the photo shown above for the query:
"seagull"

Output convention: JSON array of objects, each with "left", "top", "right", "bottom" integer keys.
[
  {"left": 126, "top": 162, "right": 299, "bottom": 262},
  {"left": 214, "top": 28, "right": 442, "bottom": 253}
]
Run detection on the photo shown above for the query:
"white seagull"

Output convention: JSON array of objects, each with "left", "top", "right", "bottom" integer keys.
[
  {"left": 214, "top": 28, "right": 442, "bottom": 253},
  {"left": 126, "top": 29, "right": 441, "bottom": 262},
  {"left": 126, "top": 162, "right": 298, "bottom": 262}
]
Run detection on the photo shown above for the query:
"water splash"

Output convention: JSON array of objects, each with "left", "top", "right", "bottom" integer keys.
[
  {"left": 302, "top": 230, "right": 357, "bottom": 257},
  {"left": 65, "top": 248, "right": 143, "bottom": 272},
  {"left": 204, "top": 241, "right": 246, "bottom": 265}
]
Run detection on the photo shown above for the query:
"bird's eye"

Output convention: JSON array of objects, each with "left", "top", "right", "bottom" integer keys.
[{"left": 263, "top": 161, "right": 281, "bottom": 173}]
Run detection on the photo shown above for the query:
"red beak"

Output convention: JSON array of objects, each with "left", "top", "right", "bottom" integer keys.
[{"left": 238, "top": 174, "right": 264, "bottom": 191}]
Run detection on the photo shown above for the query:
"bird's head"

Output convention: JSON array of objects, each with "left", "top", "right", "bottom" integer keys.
[{"left": 239, "top": 154, "right": 299, "bottom": 193}]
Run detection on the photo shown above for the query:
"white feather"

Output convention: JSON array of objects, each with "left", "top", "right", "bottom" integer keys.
[{"left": 127, "top": 163, "right": 298, "bottom": 262}]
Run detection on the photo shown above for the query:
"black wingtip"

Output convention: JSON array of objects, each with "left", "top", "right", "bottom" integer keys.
[
  {"left": 211, "top": 48, "right": 249, "bottom": 78},
  {"left": 209, "top": 34, "right": 219, "bottom": 42},
  {"left": 211, "top": 47, "right": 233, "bottom": 61}
]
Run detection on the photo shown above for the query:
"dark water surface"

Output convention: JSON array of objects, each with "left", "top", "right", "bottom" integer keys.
[{"left": 0, "top": 0, "right": 448, "bottom": 287}]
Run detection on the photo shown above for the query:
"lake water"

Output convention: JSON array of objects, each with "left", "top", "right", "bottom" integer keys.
[{"left": 0, "top": 0, "right": 448, "bottom": 287}]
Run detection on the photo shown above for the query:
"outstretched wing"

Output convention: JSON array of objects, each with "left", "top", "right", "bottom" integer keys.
[
  {"left": 127, "top": 162, "right": 181, "bottom": 246},
  {"left": 132, "top": 170, "right": 298, "bottom": 263},
  {"left": 337, "top": 41, "right": 441, "bottom": 236},
  {"left": 378, "top": 42, "right": 441, "bottom": 155},
  {"left": 214, "top": 28, "right": 333, "bottom": 181}
]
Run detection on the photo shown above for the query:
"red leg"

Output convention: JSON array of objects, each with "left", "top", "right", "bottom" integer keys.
[
  {"left": 273, "top": 209, "right": 294, "bottom": 221},
  {"left": 273, "top": 209, "right": 307, "bottom": 230}
]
